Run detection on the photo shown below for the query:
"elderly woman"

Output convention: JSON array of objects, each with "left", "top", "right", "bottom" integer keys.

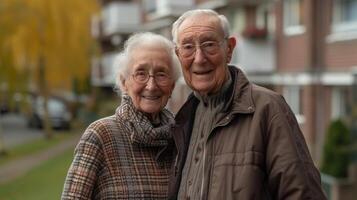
[{"left": 61, "top": 32, "right": 181, "bottom": 199}]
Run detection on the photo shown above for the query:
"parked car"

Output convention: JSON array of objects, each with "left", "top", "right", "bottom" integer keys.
[
  {"left": 27, "top": 96, "right": 72, "bottom": 130},
  {"left": 0, "top": 102, "right": 9, "bottom": 114}
]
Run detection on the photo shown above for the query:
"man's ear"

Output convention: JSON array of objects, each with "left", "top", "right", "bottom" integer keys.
[
  {"left": 119, "top": 75, "right": 128, "bottom": 92},
  {"left": 226, "top": 36, "right": 236, "bottom": 63}
]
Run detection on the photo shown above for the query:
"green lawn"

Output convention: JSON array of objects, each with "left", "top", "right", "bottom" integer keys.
[
  {"left": 0, "top": 129, "right": 81, "bottom": 166},
  {"left": 0, "top": 148, "right": 74, "bottom": 200}
]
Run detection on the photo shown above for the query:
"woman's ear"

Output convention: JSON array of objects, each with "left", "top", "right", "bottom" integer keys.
[
  {"left": 171, "top": 82, "right": 176, "bottom": 93},
  {"left": 119, "top": 75, "right": 128, "bottom": 92}
]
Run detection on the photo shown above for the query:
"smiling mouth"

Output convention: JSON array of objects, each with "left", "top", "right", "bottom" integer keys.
[
  {"left": 193, "top": 69, "right": 213, "bottom": 75},
  {"left": 142, "top": 95, "right": 161, "bottom": 100}
]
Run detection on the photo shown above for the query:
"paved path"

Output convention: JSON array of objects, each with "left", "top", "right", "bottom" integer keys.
[
  {"left": 0, "top": 113, "right": 43, "bottom": 148},
  {"left": 0, "top": 134, "right": 80, "bottom": 184}
]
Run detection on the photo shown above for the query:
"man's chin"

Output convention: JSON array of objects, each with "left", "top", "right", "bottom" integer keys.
[{"left": 192, "top": 85, "right": 212, "bottom": 96}]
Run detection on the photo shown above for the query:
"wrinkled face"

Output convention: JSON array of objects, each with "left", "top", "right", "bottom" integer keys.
[
  {"left": 176, "top": 14, "right": 235, "bottom": 95},
  {"left": 122, "top": 46, "right": 175, "bottom": 118}
]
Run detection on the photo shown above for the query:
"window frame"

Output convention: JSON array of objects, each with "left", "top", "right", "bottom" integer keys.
[
  {"left": 331, "top": 86, "right": 348, "bottom": 120},
  {"left": 283, "top": 85, "right": 305, "bottom": 124},
  {"left": 327, "top": 0, "right": 357, "bottom": 42},
  {"left": 283, "top": 0, "right": 306, "bottom": 36}
]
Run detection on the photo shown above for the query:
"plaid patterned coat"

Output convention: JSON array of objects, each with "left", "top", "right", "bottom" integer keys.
[{"left": 62, "top": 95, "right": 174, "bottom": 199}]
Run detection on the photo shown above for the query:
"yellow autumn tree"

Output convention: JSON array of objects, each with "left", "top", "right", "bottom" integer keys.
[
  {"left": 0, "top": 0, "right": 99, "bottom": 95},
  {"left": 0, "top": 0, "right": 98, "bottom": 138}
]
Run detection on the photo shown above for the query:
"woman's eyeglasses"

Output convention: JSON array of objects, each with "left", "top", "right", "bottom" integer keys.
[{"left": 132, "top": 71, "right": 172, "bottom": 86}]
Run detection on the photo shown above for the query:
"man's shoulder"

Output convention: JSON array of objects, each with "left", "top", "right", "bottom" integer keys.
[
  {"left": 230, "top": 66, "right": 281, "bottom": 102},
  {"left": 251, "top": 84, "right": 282, "bottom": 99},
  {"left": 248, "top": 84, "right": 288, "bottom": 111}
]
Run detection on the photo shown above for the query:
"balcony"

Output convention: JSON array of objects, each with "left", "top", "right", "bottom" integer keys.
[
  {"left": 101, "top": 2, "right": 141, "bottom": 36},
  {"left": 91, "top": 52, "right": 118, "bottom": 87},
  {"left": 143, "top": 0, "right": 194, "bottom": 31},
  {"left": 145, "top": 0, "right": 194, "bottom": 20},
  {"left": 242, "top": 26, "right": 268, "bottom": 39},
  {"left": 233, "top": 36, "right": 276, "bottom": 73}
]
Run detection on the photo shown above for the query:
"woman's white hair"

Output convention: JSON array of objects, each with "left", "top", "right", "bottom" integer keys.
[
  {"left": 172, "top": 9, "right": 231, "bottom": 44},
  {"left": 113, "top": 32, "right": 181, "bottom": 93}
]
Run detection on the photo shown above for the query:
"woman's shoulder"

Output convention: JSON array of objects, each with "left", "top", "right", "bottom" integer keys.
[
  {"left": 84, "top": 115, "right": 126, "bottom": 138},
  {"left": 78, "top": 114, "right": 130, "bottom": 148},
  {"left": 87, "top": 115, "right": 118, "bottom": 130}
]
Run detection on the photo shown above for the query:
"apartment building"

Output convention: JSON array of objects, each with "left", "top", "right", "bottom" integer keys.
[
  {"left": 91, "top": 0, "right": 357, "bottom": 164},
  {"left": 273, "top": 0, "right": 357, "bottom": 162}
]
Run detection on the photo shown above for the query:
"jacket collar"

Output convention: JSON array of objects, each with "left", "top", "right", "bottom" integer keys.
[
  {"left": 172, "top": 94, "right": 199, "bottom": 155},
  {"left": 173, "top": 66, "right": 255, "bottom": 148},
  {"left": 175, "top": 93, "right": 199, "bottom": 125},
  {"left": 226, "top": 65, "right": 255, "bottom": 114},
  {"left": 177, "top": 65, "right": 255, "bottom": 118}
]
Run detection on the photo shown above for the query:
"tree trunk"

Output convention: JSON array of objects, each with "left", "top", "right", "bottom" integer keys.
[
  {"left": 0, "top": 116, "right": 7, "bottom": 156},
  {"left": 38, "top": 57, "right": 53, "bottom": 139}
]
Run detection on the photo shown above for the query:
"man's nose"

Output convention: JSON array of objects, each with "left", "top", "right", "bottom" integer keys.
[{"left": 193, "top": 47, "right": 207, "bottom": 64}]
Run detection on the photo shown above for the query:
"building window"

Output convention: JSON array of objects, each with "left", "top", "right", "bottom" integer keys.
[
  {"left": 283, "top": 0, "right": 305, "bottom": 35},
  {"left": 258, "top": 4, "right": 276, "bottom": 35},
  {"left": 334, "top": 0, "right": 357, "bottom": 24},
  {"left": 331, "top": 87, "right": 348, "bottom": 120},
  {"left": 328, "top": 0, "right": 357, "bottom": 42},
  {"left": 333, "top": 0, "right": 357, "bottom": 31},
  {"left": 143, "top": 0, "right": 157, "bottom": 13},
  {"left": 283, "top": 85, "right": 305, "bottom": 124},
  {"left": 241, "top": 6, "right": 268, "bottom": 39}
]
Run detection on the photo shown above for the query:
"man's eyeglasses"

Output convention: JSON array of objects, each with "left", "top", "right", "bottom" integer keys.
[
  {"left": 132, "top": 71, "right": 172, "bottom": 86},
  {"left": 176, "top": 40, "right": 225, "bottom": 58}
]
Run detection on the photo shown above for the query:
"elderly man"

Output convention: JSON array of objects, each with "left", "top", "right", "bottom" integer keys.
[{"left": 168, "top": 9, "right": 326, "bottom": 200}]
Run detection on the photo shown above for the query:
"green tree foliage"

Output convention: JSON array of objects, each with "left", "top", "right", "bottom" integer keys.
[{"left": 321, "top": 119, "right": 351, "bottom": 178}]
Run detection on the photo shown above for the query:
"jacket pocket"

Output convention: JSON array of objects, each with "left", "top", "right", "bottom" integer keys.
[{"left": 209, "top": 151, "right": 265, "bottom": 200}]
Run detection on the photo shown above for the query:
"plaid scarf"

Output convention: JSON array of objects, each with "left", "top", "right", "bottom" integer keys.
[{"left": 117, "top": 95, "right": 174, "bottom": 147}]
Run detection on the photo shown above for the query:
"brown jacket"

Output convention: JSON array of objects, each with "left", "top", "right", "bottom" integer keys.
[{"left": 168, "top": 66, "right": 326, "bottom": 199}]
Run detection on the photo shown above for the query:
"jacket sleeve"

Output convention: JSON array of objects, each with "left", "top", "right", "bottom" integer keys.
[
  {"left": 61, "top": 129, "right": 104, "bottom": 200},
  {"left": 265, "top": 98, "right": 327, "bottom": 200}
]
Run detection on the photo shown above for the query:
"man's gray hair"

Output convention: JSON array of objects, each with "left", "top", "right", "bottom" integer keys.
[
  {"left": 114, "top": 32, "right": 181, "bottom": 93},
  {"left": 172, "top": 9, "right": 231, "bottom": 44}
]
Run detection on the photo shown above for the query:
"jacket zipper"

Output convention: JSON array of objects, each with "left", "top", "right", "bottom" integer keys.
[
  {"left": 199, "top": 114, "right": 233, "bottom": 199},
  {"left": 200, "top": 144, "right": 206, "bottom": 200}
]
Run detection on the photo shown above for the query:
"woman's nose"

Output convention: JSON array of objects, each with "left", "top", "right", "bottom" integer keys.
[{"left": 145, "top": 76, "right": 159, "bottom": 90}]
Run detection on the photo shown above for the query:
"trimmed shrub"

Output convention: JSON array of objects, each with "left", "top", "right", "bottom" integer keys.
[{"left": 321, "top": 119, "right": 351, "bottom": 178}]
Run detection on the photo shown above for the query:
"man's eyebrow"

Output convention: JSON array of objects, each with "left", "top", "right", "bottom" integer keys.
[
  {"left": 180, "top": 37, "right": 194, "bottom": 43},
  {"left": 198, "top": 33, "right": 219, "bottom": 41}
]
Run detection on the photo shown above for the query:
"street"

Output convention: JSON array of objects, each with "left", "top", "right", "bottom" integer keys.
[{"left": 0, "top": 113, "right": 43, "bottom": 149}]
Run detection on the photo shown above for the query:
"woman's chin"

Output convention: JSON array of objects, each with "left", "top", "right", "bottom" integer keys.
[{"left": 141, "top": 107, "right": 161, "bottom": 116}]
